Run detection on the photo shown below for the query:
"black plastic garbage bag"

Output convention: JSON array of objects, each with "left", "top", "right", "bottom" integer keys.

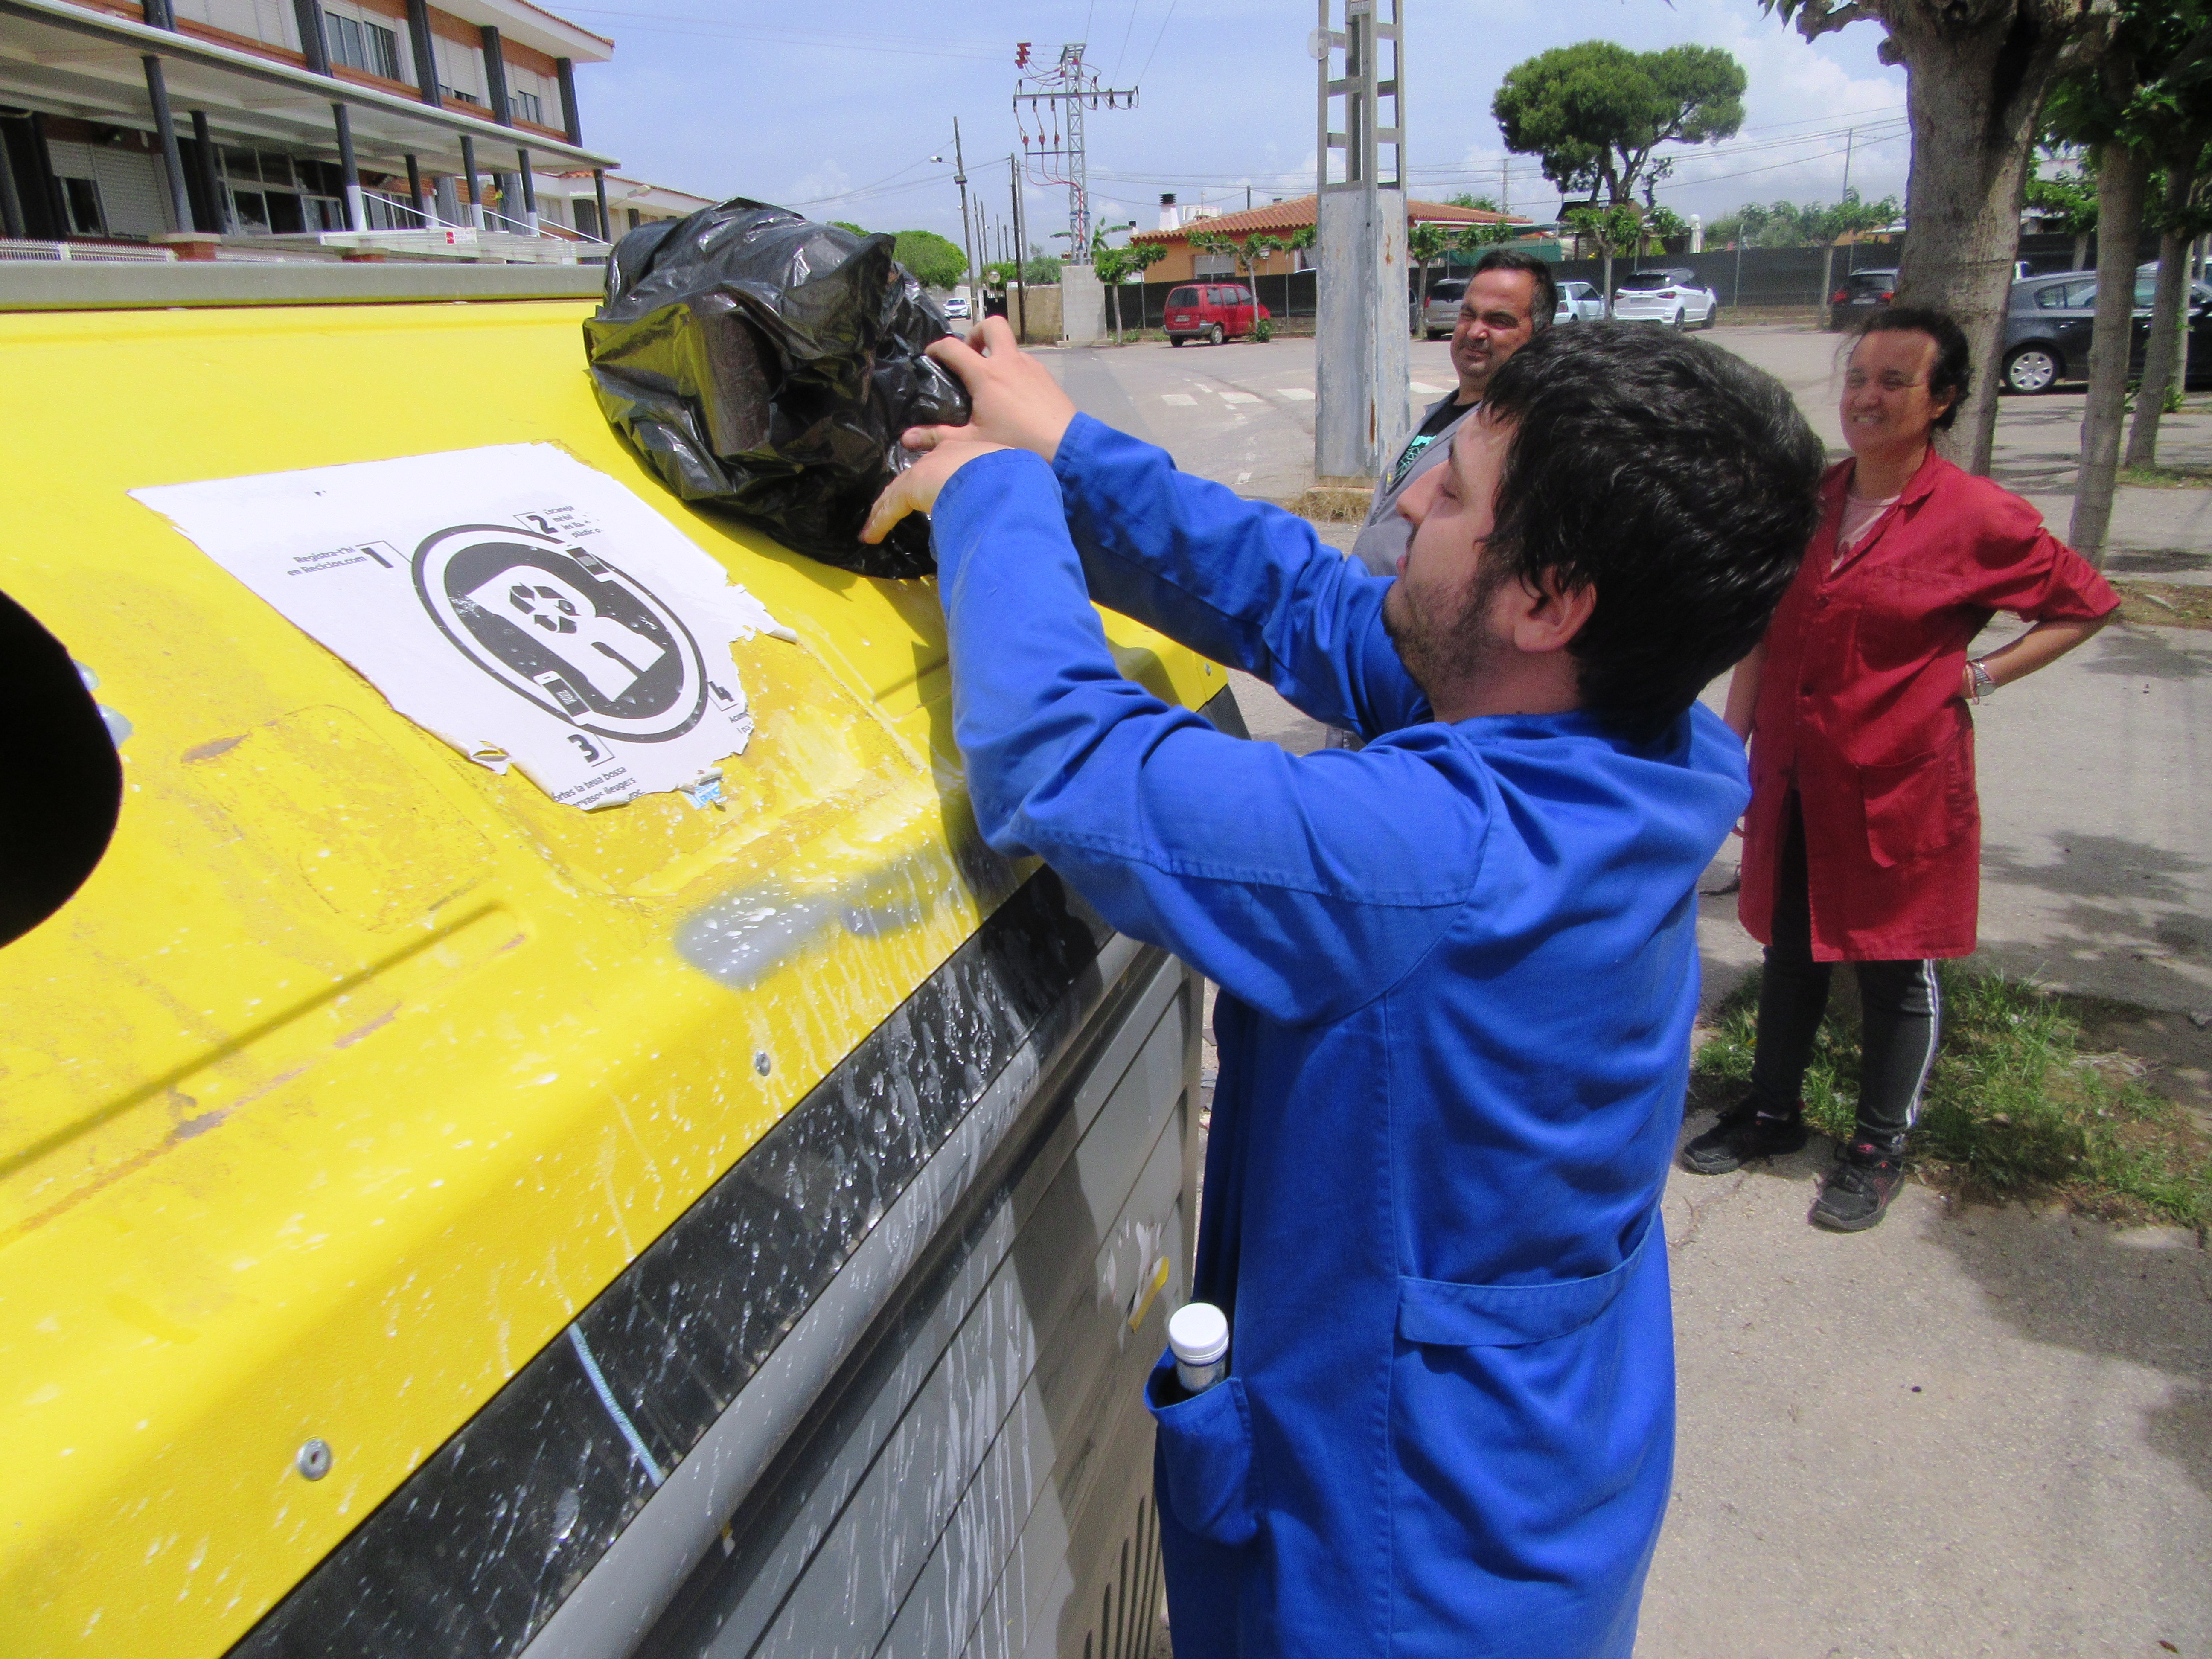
[{"left": 583, "top": 199, "right": 970, "bottom": 579}]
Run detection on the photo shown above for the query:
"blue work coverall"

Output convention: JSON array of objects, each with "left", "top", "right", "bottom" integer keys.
[{"left": 928, "top": 415, "right": 1747, "bottom": 1657}]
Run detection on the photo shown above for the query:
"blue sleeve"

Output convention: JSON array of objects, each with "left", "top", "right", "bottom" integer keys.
[
  {"left": 929, "top": 448, "right": 1482, "bottom": 1027},
  {"left": 1048, "top": 413, "right": 1429, "bottom": 739}
]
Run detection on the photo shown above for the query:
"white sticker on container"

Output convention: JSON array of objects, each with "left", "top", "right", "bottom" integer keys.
[{"left": 133, "top": 443, "right": 795, "bottom": 811}]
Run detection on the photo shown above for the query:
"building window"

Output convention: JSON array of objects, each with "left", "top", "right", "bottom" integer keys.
[
  {"left": 573, "top": 199, "right": 600, "bottom": 239},
  {"left": 509, "top": 88, "right": 540, "bottom": 125},
  {"left": 626, "top": 207, "right": 640, "bottom": 230},
  {"left": 60, "top": 177, "right": 106, "bottom": 236},
  {"left": 325, "top": 11, "right": 401, "bottom": 80}
]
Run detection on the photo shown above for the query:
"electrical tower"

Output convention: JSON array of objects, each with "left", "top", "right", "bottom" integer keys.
[{"left": 1013, "top": 41, "right": 1137, "bottom": 262}]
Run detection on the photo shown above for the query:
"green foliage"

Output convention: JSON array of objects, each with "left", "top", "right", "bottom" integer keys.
[
  {"left": 1253, "top": 317, "right": 1274, "bottom": 342},
  {"left": 1020, "top": 253, "right": 1061, "bottom": 285},
  {"left": 830, "top": 220, "right": 868, "bottom": 236},
  {"left": 1093, "top": 241, "right": 1166, "bottom": 287},
  {"left": 1188, "top": 229, "right": 1288, "bottom": 295},
  {"left": 1644, "top": 204, "right": 1690, "bottom": 244},
  {"left": 1445, "top": 192, "right": 1504, "bottom": 212},
  {"left": 1562, "top": 201, "right": 1647, "bottom": 257},
  {"left": 1694, "top": 966, "right": 2212, "bottom": 1228},
  {"left": 889, "top": 229, "right": 967, "bottom": 289},
  {"left": 2025, "top": 169, "right": 2099, "bottom": 236},
  {"left": 1705, "top": 190, "right": 1901, "bottom": 248},
  {"left": 1493, "top": 40, "right": 1746, "bottom": 205}
]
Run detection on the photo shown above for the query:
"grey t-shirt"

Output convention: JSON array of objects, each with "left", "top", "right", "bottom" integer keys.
[{"left": 1348, "top": 394, "right": 1474, "bottom": 576}]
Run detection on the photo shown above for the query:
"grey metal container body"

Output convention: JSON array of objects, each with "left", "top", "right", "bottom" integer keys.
[{"left": 639, "top": 946, "right": 1198, "bottom": 1659}]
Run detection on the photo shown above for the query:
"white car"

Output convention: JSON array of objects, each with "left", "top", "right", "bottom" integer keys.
[
  {"left": 942, "top": 294, "right": 972, "bottom": 319},
  {"left": 1609, "top": 268, "right": 1720, "bottom": 328},
  {"left": 1553, "top": 279, "right": 1605, "bottom": 325}
]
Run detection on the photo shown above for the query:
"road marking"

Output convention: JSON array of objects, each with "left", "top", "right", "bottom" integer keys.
[
  {"left": 1219, "top": 391, "right": 1260, "bottom": 405},
  {"left": 1409, "top": 380, "right": 1447, "bottom": 395},
  {"left": 1160, "top": 393, "right": 1197, "bottom": 406},
  {"left": 1277, "top": 387, "right": 1314, "bottom": 400}
]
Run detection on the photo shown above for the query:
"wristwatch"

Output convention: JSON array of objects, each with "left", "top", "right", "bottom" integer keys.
[{"left": 1968, "top": 658, "right": 1997, "bottom": 702}]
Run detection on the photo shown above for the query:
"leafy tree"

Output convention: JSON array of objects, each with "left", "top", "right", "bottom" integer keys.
[
  {"left": 1094, "top": 240, "right": 1166, "bottom": 341},
  {"left": 2025, "top": 157, "right": 2098, "bottom": 268},
  {"left": 1766, "top": 0, "right": 2120, "bottom": 475},
  {"left": 1408, "top": 221, "right": 1458, "bottom": 320},
  {"left": 2040, "top": 0, "right": 2212, "bottom": 552},
  {"left": 1187, "top": 230, "right": 1289, "bottom": 320},
  {"left": 1493, "top": 41, "right": 1745, "bottom": 207},
  {"left": 1644, "top": 204, "right": 1690, "bottom": 248},
  {"left": 1020, "top": 248, "right": 1060, "bottom": 285},
  {"left": 1563, "top": 201, "right": 1650, "bottom": 307},
  {"left": 889, "top": 229, "right": 967, "bottom": 290},
  {"left": 830, "top": 220, "right": 868, "bottom": 236},
  {"left": 1445, "top": 192, "right": 1504, "bottom": 213}
]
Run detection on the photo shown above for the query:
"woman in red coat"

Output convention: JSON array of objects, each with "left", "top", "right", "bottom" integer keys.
[{"left": 1685, "top": 307, "right": 2119, "bottom": 1231}]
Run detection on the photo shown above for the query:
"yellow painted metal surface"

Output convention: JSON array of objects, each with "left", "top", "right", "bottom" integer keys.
[{"left": 0, "top": 300, "right": 1219, "bottom": 1657}]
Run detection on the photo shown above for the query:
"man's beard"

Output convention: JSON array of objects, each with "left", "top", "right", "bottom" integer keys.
[{"left": 1382, "top": 557, "right": 1511, "bottom": 710}]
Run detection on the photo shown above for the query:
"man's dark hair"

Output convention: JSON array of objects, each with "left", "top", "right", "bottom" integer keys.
[
  {"left": 1471, "top": 247, "right": 1557, "bottom": 333},
  {"left": 1478, "top": 324, "right": 1823, "bottom": 744},
  {"left": 1855, "top": 306, "right": 1972, "bottom": 429}
]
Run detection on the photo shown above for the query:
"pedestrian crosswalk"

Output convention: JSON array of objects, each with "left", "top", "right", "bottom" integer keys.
[{"left": 1158, "top": 387, "right": 1317, "bottom": 407}]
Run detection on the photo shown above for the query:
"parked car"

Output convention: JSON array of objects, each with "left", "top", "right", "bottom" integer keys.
[
  {"left": 942, "top": 294, "right": 971, "bottom": 319},
  {"left": 1420, "top": 276, "right": 1468, "bottom": 339},
  {"left": 1826, "top": 267, "right": 1897, "bottom": 331},
  {"left": 1554, "top": 280, "right": 1605, "bottom": 324},
  {"left": 1610, "top": 268, "right": 1719, "bottom": 327},
  {"left": 1165, "top": 282, "right": 1270, "bottom": 346},
  {"left": 2000, "top": 267, "right": 2212, "bottom": 393}
]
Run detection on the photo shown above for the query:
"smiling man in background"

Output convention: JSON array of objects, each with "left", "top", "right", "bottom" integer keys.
[{"left": 1349, "top": 246, "right": 1558, "bottom": 578}]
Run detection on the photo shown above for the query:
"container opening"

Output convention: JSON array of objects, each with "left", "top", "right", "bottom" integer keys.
[{"left": 0, "top": 591, "right": 122, "bottom": 947}]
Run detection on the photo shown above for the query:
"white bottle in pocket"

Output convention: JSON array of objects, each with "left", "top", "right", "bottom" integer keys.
[{"left": 1168, "top": 1301, "right": 1229, "bottom": 1395}]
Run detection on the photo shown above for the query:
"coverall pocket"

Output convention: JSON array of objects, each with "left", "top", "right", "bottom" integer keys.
[
  {"left": 1146, "top": 1352, "right": 1259, "bottom": 1546},
  {"left": 1396, "top": 1211, "right": 1654, "bottom": 1348},
  {"left": 1857, "top": 744, "right": 1966, "bottom": 870}
]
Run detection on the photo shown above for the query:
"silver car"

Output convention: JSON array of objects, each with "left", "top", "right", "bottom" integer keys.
[
  {"left": 1554, "top": 279, "right": 1604, "bottom": 325},
  {"left": 1420, "top": 277, "right": 1467, "bottom": 339}
]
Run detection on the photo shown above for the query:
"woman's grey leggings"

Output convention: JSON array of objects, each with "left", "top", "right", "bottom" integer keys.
[{"left": 1747, "top": 795, "right": 1943, "bottom": 1153}]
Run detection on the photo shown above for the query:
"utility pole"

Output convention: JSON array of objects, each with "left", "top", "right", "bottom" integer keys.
[
  {"left": 1501, "top": 157, "right": 1509, "bottom": 215},
  {"left": 1840, "top": 126, "right": 1855, "bottom": 202},
  {"left": 1313, "top": 0, "right": 1409, "bottom": 484},
  {"left": 952, "top": 118, "right": 978, "bottom": 314},
  {"left": 1010, "top": 154, "right": 1028, "bottom": 342}
]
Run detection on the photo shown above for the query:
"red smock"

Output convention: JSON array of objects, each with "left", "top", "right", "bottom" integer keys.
[{"left": 1739, "top": 450, "right": 2119, "bottom": 961}]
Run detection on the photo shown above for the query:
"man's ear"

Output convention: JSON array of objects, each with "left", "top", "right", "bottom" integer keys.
[{"left": 1501, "top": 568, "right": 1595, "bottom": 656}]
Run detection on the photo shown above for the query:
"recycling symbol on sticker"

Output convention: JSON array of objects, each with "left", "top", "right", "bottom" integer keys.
[{"left": 413, "top": 524, "right": 708, "bottom": 745}]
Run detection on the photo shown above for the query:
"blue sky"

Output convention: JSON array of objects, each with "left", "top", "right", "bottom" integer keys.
[{"left": 561, "top": 1, "right": 1910, "bottom": 252}]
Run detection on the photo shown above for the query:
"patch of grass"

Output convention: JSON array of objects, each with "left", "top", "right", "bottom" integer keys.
[
  {"left": 2121, "top": 463, "right": 2212, "bottom": 489},
  {"left": 1694, "top": 964, "right": 2212, "bottom": 1231},
  {"left": 2113, "top": 582, "right": 2212, "bottom": 629}
]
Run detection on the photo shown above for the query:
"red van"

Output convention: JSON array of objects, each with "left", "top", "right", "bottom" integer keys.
[{"left": 1164, "top": 282, "right": 1271, "bottom": 346}]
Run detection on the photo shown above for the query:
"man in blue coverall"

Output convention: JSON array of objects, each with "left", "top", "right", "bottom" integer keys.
[{"left": 863, "top": 319, "right": 1824, "bottom": 1656}]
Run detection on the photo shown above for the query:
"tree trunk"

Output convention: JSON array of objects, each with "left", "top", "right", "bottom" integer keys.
[
  {"left": 2069, "top": 141, "right": 2151, "bottom": 564},
  {"left": 1889, "top": 13, "right": 2065, "bottom": 475},
  {"left": 2124, "top": 183, "right": 2192, "bottom": 470},
  {"left": 2072, "top": 230, "right": 2090, "bottom": 270}
]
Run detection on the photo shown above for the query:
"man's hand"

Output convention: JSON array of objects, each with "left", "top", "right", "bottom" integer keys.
[
  {"left": 860, "top": 430, "right": 1008, "bottom": 545},
  {"left": 861, "top": 317, "right": 1077, "bottom": 545},
  {"left": 905, "top": 316, "right": 1078, "bottom": 462}
]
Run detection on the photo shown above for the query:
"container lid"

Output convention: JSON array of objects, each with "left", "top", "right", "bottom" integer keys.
[{"left": 1167, "top": 1301, "right": 1229, "bottom": 1365}]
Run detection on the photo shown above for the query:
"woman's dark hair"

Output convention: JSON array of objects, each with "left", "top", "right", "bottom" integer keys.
[
  {"left": 1471, "top": 246, "right": 1558, "bottom": 333},
  {"left": 1476, "top": 324, "right": 1825, "bottom": 745},
  {"left": 1854, "top": 305, "right": 1973, "bottom": 429}
]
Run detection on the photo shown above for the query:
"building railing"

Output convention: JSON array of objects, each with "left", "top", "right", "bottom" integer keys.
[
  {"left": 0, "top": 239, "right": 178, "bottom": 263},
  {"left": 358, "top": 190, "right": 610, "bottom": 246}
]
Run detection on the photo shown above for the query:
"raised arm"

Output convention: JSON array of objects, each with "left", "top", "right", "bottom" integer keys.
[
  {"left": 867, "top": 439, "right": 1478, "bottom": 1025},
  {"left": 872, "top": 318, "right": 1426, "bottom": 738}
]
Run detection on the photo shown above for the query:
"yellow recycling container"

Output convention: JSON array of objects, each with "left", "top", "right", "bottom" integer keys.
[{"left": 0, "top": 284, "right": 1228, "bottom": 1659}]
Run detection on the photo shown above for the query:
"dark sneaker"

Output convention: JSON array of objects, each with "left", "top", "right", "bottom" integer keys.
[
  {"left": 1681, "top": 1097, "right": 1809, "bottom": 1175},
  {"left": 1810, "top": 1141, "right": 1906, "bottom": 1232}
]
